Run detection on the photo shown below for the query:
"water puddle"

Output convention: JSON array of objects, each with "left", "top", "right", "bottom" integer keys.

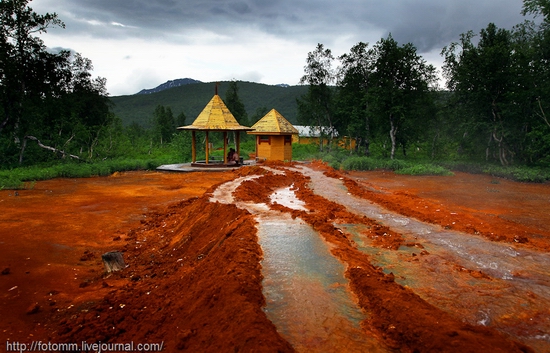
[
  {"left": 210, "top": 170, "right": 389, "bottom": 352},
  {"left": 269, "top": 184, "right": 307, "bottom": 211},
  {"left": 298, "top": 166, "right": 550, "bottom": 351}
]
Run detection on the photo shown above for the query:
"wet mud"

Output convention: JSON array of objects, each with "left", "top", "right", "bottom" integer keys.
[{"left": 1, "top": 164, "right": 548, "bottom": 352}]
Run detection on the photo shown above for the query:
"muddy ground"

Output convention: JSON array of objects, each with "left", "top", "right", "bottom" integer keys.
[{"left": 1, "top": 163, "right": 549, "bottom": 352}]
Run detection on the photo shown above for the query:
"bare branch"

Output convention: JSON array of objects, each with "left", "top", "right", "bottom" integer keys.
[{"left": 24, "top": 135, "right": 81, "bottom": 160}]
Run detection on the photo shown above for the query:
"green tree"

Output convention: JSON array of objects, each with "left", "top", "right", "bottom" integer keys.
[
  {"left": 0, "top": 0, "right": 64, "bottom": 163},
  {"left": 522, "top": 0, "right": 550, "bottom": 20},
  {"left": 224, "top": 80, "right": 249, "bottom": 144},
  {"left": 17, "top": 52, "right": 112, "bottom": 162},
  {"left": 0, "top": 0, "right": 111, "bottom": 166},
  {"left": 336, "top": 42, "right": 376, "bottom": 155},
  {"left": 369, "top": 35, "right": 436, "bottom": 159},
  {"left": 249, "top": 106, "right": 269, "bottom": 125},
  {"left": 225, "top": 81, "right": 249, "bottom": 126},
  {"left": 442, "top": 23, "right": 536, "bottom": 165},
  {"left": 517, "top": 2, "right": 550, "bottom": 165},
  {"left": 298, "top": 43, "right": 336, "bottom": 151},
  {"left": 176, "top": 111, "right": 187, "bottom": 127},
  {"left": 153, "top": 105, "right": 175, "bottom": 145}
]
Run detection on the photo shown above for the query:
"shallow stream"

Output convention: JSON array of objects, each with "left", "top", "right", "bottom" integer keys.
[
  {"left": 210, "top": 166, "right": 550, "bottom": 351},
  {"left": 210, "top": 174, "right": 389, "bottom": 352},
  {"left": 297, "top": 166, "right": 550, "bottom": 351}
]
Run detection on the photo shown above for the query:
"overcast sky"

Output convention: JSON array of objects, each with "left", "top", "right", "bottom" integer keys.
[{"left": 31, "top": 0, "right": 529, "bottom": 96}]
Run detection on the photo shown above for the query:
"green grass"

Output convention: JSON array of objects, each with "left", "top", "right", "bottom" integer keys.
[
  {"left": 394, "top": 164, "right": 454, "bottom": 176},
  {"left": 0, "top": 158, "right": 173, "bottom": 189},
  {"left": 482, "top": 165, "right": 550, "bottom": 183},
  {"left": 442, "top": 161, "right": 550, "bottom": 183},
  {"left": 2, "top": 143, "right": 547, "bottom": 189},
  {"left": 340, "top": 156, "right": 453, "bottom": 176}
]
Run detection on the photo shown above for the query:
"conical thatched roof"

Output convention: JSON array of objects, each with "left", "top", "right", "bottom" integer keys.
[
  {"left": 248, "top": 109, "right": 299, "bottom": 135},
  {"left": 177, "top": 95, "right": 252, "bottom": 131}
]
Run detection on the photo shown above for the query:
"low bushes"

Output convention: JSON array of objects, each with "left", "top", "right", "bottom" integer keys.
[
  {"left": 341, "top": 156, "right": 453, "bottom": 176},
  {"left": 0, "top": 158, "right": 170, "bottom": 189}
]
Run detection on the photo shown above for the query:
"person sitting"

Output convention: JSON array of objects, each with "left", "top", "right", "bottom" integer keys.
[{"left": 227, "top": 148, "right": 239, "bottom": 164}]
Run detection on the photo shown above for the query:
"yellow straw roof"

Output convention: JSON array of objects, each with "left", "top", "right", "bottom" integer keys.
[
  {"left": 177, "top": 95, "right": 252, "bottom": 131},
  {"left": 248, "top": 109, "right": 299, "bottom": 135}
]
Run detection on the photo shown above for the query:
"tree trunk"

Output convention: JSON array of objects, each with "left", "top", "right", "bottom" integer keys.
[
  {"left": 486, "top": 131, "right": 493, "bottom": 161},
  {"left": 88, "top": 130, "right": 101, "bottom": 159},
  {"left": 317, "top": 118, "right": 323, "bottom": 152},
  {"left": 18, "top": 137, "right": 28, "bottom": 165},
  {"left": 537, "top": 99, "right": 550, "bottom": 128},
  {"left": 389, "top": 114, "right": 397, "bottom": 160},
  {"left": 364, "top": 107, "right": 370, "bottom": 156},
  {"left": 490, "top": 105, "right": 509, "bottom": 166},
  {"left": 493, "top": 131, "right": 509, "bottom": 166},
  {"left": 0, "top": 115, "right": 9, "bottom": 134}
]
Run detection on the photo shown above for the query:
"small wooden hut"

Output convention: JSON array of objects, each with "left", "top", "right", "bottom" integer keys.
[
  {"left": 247, "top": 109, "right": 299, "bottom": 161},
  {"left": 177, "top": 94, "right": 252, "bottom": 166}
]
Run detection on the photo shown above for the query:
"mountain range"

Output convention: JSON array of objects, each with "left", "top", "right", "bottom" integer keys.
[
  {"left": 136, "top": 78, "right": 203, "bottom": 95},
  {"left": 110, "top": 80, "right": 308, "bottom": 127}
]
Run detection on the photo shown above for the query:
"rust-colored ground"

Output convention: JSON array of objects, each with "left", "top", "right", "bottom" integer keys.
[
  {"left": 1, "top": 164, "right": 549, "bottom": 352},
  {"left": 343, "top": 169, "right": 550, "bottom": 251}
]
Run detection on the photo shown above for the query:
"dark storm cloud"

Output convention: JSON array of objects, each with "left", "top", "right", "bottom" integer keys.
[
  {"left": 365, "top": 0, "right": 527, "bottom": 52},
  {"left": 37, "top": 0, "right": 528, "bottom": 53}
]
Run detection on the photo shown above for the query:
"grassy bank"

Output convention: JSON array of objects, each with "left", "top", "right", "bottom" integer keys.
[
  {"left": 2, "top": 144, "right": 549, "bottom": 189},
  {"left": 0, "top": 158, "right": 174, "bottom": 189},
  {"left": 293, "top": 145, "right": 550, "bottom": 182}
]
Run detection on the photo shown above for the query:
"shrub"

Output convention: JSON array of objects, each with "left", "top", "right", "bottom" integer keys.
[
  {"left": 483, "top": 165, "right": 550, "bottom": 183},
  {"left": 395, "top": 164, "right": 454, "bottom": 176}
]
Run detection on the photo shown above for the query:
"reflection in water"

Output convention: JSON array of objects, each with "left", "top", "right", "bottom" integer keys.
[{"left": 258, "top": 216, "right": 386, "bottom": 352}]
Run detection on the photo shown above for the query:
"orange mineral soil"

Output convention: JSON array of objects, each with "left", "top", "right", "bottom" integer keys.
[{"left": 1, "top": 163, "right": 549, "bottom": 352}]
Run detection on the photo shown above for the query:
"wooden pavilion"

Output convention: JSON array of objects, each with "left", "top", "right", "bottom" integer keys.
[
  {"left": 177, "top": 93, "right": 252, "bottom": 166},
  {"left": 247, "top": 109, "right": 299, "bottom": 161}
]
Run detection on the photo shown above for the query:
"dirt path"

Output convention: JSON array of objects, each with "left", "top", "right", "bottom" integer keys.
[{"left": 1, "top": 165, "right": 549, "bottom": 352}]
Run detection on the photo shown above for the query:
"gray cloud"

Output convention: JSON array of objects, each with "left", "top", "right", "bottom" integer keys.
[
  {"left": 36, "top": 0, "right": 527, "bottom": 53},
  {"left": 30, "top": 0, "right": 530, "bottom": 95}
]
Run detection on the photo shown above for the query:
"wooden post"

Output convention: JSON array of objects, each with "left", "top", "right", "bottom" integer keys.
[
  {"left": 101, "top": 251, "right": 125, "bottom": 273},
  {"left": 205, "top": 131, "right": 209, "bottom": 165},
  {"left": 191, "top": 130, "right": 196, "bottom": 163},
  {"left": 223, "top": 131, "right": 228, "bottom": 164},
  {"left": 236, "top": 131, "right": 241, "bottom": 158}
]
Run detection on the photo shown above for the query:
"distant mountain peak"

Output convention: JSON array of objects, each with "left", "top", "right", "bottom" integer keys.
[{"left": 137, "top": 78, "right": 202, "bottom": 95}]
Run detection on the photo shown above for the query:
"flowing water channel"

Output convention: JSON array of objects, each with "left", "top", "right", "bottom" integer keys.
[
  {"left": 210, "top": 166, "right": 550, "bottom": 352},
  {"left": 296, "top": 166, "right": 550, "bottom": 352},
  {"left": 211, "top": 174, "right": 390, "bottom": 352}
]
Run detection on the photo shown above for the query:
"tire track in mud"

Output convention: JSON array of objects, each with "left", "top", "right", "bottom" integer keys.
[{"left": 226, "top": 165, "right": 534, "bottom": 353}]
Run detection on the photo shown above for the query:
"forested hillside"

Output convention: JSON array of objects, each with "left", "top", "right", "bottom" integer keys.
[
  {"left": 110, "top": 81, "right": 308, "bottom": 127},
  {"left": 2, "top": 0, "right": 548, "bottom": 174}
]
